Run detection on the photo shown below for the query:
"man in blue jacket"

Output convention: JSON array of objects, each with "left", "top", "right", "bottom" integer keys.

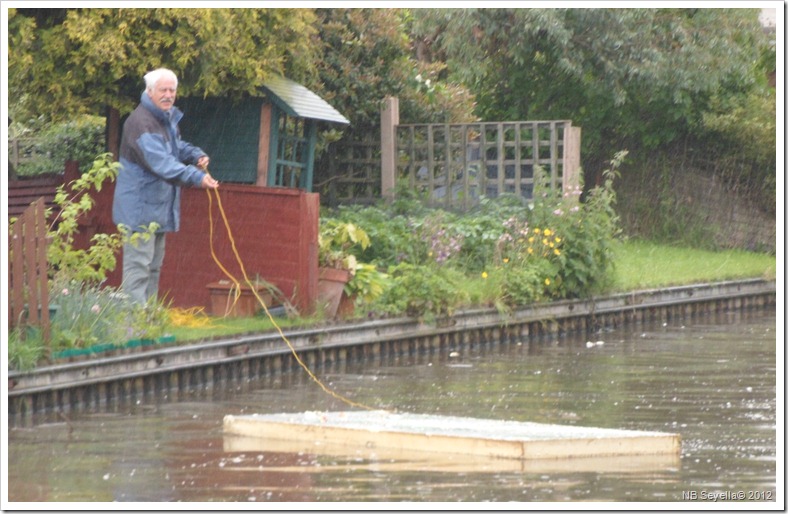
[{"left": 113, "top": 68, "right": 219, "bottom": 305}]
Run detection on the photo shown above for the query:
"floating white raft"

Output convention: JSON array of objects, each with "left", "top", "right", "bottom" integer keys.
[{"left": 223, "top": 411, "right": 680, "bottom": 465}]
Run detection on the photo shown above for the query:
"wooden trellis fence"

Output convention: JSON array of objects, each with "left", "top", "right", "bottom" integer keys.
[
  {"left": 319, "top": 98, "right": 582, "bottom": 211},
  {"left": 317, "top": 131, "right": 381, "bottom": 207},
  {"left": 395, "top": 119, "right": 581, "bottom": 211},
  {"left": 9, "top": 198, "right": 51, "bottom": 344}
]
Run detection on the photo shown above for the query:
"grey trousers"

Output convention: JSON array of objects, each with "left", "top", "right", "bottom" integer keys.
[{"left": 122, "top": 232, "right": 167, "bottom": 305}]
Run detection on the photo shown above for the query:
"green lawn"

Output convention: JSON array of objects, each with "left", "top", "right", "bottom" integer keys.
[{"left": 610, "top": 239, "right": 776, "bottom": 292}]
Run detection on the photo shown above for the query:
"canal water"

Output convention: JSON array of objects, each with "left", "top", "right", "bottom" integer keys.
[{"left": 6, "top": 308, "right": 778, "bottom": 504}]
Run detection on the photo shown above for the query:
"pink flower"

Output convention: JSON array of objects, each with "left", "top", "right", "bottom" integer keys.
[
  {"left": 62, "top": 288, "right": 69, "bottom": 295},
  {"left": 91, "top": 304, "right": 101, "bottom": 314}
]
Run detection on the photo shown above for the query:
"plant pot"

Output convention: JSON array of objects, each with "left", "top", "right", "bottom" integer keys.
[
  {"left": 206, "top": 280, "right": 275, "bottom": 318},
  {"left": 336, "top": 292, "right": 357, "bottom": 319},
  {"left": 317, "top": 267, "right": 351, "bottom": 318}
]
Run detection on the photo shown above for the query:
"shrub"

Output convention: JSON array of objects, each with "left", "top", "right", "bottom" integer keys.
[
  {"left": 372, "top": 263, "right": 469, "bottom": 321},
  {"left": 345, "top": 262, "right": 391, "bottom": 305},
  {"left": 12, "top": 115, "right": 106, "bottom": 176},
  {"left": 496, "top": 263, "right": 557, "bottom": 307},
  {"left": 329, "top": 203, "right": 425, "bottom": 266},
  {"left": 524, "top": 153, "right": 625, "bottom": 298},
  {"left": 457, "top": 195, "right": 529, "bottom": 272}
]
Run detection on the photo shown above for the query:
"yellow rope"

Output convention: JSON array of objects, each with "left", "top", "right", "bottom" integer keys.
[
  {"left": 207, "top": 189, "right": 242, "bottom": 316},
  {"left": 206, "top": 187, "right": 379, "bottom": 411}
]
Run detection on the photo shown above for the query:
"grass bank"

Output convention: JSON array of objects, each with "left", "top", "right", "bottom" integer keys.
[
  {"left": 167, "top": 239, "right": 776, "bottom": 343},
  {"left": 610, "top": 239, "right": 776, "bottom": 291}
]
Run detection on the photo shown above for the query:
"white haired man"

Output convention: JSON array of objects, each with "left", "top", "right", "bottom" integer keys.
[{"left": 112, "top": 68, "right": 219, "bottom": 305}]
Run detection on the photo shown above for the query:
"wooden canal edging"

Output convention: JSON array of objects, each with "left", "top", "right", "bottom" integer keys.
[{"left": 7, "top": 278, "right": 776, "bottom": 423}]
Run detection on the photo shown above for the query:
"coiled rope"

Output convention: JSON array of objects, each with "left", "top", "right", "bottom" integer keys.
[{"left": 206, "top": 186, "right": 379, "bottom": 411}]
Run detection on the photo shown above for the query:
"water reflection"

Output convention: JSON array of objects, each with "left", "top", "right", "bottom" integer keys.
[{"left": 7, "top": 309, "right": 776, "bottom": 503}]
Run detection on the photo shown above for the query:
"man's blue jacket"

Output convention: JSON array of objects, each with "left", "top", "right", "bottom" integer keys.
[{"left": 113, "top": 92, "right": 207, "bottom": 233}]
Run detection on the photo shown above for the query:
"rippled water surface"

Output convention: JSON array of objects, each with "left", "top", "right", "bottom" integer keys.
[{"left": 7, "top": 309, "right": 778, "bottom": 504}]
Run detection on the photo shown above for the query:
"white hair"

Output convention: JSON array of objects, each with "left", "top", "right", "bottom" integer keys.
[{"left": 144, "top": 68, "right": 178, "bottom": 91}]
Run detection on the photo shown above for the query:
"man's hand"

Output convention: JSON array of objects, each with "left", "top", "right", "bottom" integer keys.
[
  {"left": 196, "top": 155, "right": 210, "bottom": 169},
  {"left": 201, "top": 173, "right": 219, "bottom": 189}
]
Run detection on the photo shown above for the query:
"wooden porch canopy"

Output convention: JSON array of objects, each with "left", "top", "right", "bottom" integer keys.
[{"left": 260, "top": 75, "right": 350, "bottom": 191}]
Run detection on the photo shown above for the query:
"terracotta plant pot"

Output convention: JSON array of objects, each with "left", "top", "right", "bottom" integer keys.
[
  {"left": 317, "top": 267, "right": 351, "bottom": 318},
  {"left": 206, "top": 280, "right": 275, "bottom": 318}
]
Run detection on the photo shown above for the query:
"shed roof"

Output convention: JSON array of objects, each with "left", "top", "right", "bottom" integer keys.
[{"left": 262, "top": 75, "right": 350, "bottom": 125}]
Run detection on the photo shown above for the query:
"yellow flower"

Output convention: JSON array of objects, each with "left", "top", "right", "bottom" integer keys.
[
  {"left": 555, "top": 237, "right": 561, "bottom": 243},
  {"left": 542, "top": 238, "right": 549, "bottom": 246},
  {"left": 528, "top": 236, "right": 535, "bottom": 243},
  {"left": 549, "top": 242, "right": 555, "bottom": 248},
  {"left": 527, "top": 247, "right": 534, "bottom": 254},
  {"left": 545, "top": 278, "right": 551, "bottom": 286},
  {"left": 482, "top": 271, "right": 488, "bottom": 279},
  {"left": 534, "top": 228, "right": 541, "bottom": 234},
  {"left": 503, "top": 257, "right": 510, "bottom": 264},
  {"left": 544, "top": 228, "right": 552, "bottom": 236},
  {"left": 554, "top": 249, "right": 561, "bottom": 255}
]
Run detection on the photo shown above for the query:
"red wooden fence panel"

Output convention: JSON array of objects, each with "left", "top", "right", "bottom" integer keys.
[{"left": 8, "top": 198, "right": 51, "bottom": 346}]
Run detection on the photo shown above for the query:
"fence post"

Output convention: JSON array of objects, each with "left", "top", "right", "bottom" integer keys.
[
  {"left": 562, "top": 124, "right": 582, "bottom": 195},
  {"left": 380, "top": 96, "right": 399, "bottom": 200}
]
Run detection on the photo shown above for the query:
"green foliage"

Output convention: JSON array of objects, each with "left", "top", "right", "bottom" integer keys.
[
  {"left": 9, "top": 8, "right": 320, "bottom": 120},
  {"left": 318, "top": 219, "right": 371, "bottom": 271},
  {"left": 8, "top": 327, "right": 46, "bottom": 372},
  {"left": 345, "top": 262, "right": 391, "bottom": 305},
  {"left": 495, "top": 264, "right": 555, "bottom": 308},
  {"left": 614, "top": 145, "right": 772, "bottom": 250},
  {"left": 416, "top": 210, "right": 465, "bottom": 265},
  {"left": 47, "top": 153, "right": 124, "bottom": 284},
  {"left": 323, "top": 152, "right": 624, "bottom": 315},
  {"left": 453, "top": 195, "right": 529, "bottom": 272},
  {"left": 9, "top": 7, "right": 477, "bottom": 157},
  {"left": 411, "top": 8, "right": 769, "bottom": 154},
  {"left": 49, "top": 280, "right": 170, "bottom": 350},
  {"left": 10, "top": 115, "right": 105, "bottom": 177},
  {"left": 313, "top": 8, "right": 476, "bottom": 129},
  {"left": 372, "top": 263, "right": 469, "bottom": 321},
  {"left": 699, "top": 86, "right": 776, "bottom": 205},
  {"left": 8, "top": 280, "right": 171, "bottom": 369},
  {"left": 327, "top": 203, "right": 424, "bottom": 266},
  {"left": 525, "top": 153, "right": 625, "bottom": 297}
]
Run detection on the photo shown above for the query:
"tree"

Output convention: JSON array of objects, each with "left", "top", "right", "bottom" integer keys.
[
  {"left": 8, "top": 8, "right": 320, "bottom": 121},
  {"left": 8, "top": 7, "right": 476, "bottom": 137},
  {"left": 410, "top": 8, "right": 768, "bottom": 154},
  {"left": 312, "top": 8, "right": 475, "bottom": 127}
]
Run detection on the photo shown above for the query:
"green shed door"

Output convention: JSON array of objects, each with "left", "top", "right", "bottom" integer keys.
[{"left": 177, "top": 97, "right": 263, "bottom": 184}]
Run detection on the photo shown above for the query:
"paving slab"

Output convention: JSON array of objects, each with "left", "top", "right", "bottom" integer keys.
[{"left": 223, "top": 410, "right": 680, "bottom": 462}]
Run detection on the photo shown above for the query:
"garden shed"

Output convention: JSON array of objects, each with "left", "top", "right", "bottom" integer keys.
[
  {"left": 177, "top": 75, "right": 350, "bottom": 191},
  {"left": 94, "top": 76, "right": 351, "bottom": 314}
]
